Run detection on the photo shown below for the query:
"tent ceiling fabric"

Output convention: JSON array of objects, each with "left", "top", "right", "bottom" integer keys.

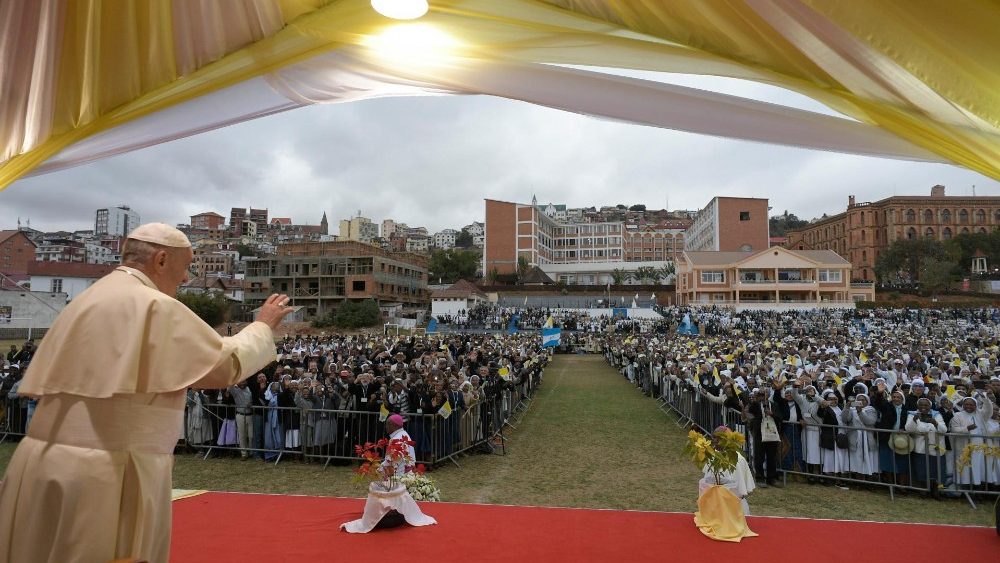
[{"left": 1, "top": 0, "right": 998, "bottom": 191}]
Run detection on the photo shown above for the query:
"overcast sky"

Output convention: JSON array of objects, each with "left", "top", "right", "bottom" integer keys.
[{"left": 4, "top": 71, "right": 997, "bottom": 234}]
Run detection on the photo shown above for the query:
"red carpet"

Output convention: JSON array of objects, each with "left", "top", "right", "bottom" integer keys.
[{"left": 171, "top": 492, "right": 997, "bottom": 562}]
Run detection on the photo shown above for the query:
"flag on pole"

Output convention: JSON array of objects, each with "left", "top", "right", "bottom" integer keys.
[
  {"left": 426, "top": 318, "right": 438, "bottom": 334},
  {"left": 379, "top": 403, "right": 390, "bottom": 422},
  {"left": 438, "top": 401, "right": 453, "bottom": 419},
  {"left": 542, "top": 327, "right": 561, "bottom": 348},
  {"left": 543, "top": 315, "right": 554, "bottom": 328},
  {"left": 523, "top": 295, "right": 529, "bottom": 306},
  {"left": 713, "top": 366, "right": 721, "bottom": 384}
]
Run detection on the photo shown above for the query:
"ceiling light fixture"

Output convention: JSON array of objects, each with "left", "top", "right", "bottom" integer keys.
[{"left": 371, "top": 0, "right": 429, "bottom": 20}]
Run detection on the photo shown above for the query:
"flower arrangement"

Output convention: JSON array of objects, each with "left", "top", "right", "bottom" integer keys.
[
  {"left": 956, "top": 442, "right": 1000, "bottom": 473},
  {"left": 684, "top": 426, "right": 746, "bottom": 485},
  {"left": 353, "top": 437, "right": 415, "bottom": 491},
  {"left": 399, "top": 468, "right": 442, "bottom": 502}
]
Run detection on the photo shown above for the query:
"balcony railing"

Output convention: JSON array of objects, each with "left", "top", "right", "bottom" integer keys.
[
  {"left": 777, "top": 279, "right": 816, "bottom": 284},
  {"left": 851, "top": 282, "right": 875, "bottom": 289},
  {"left": 738, "top": 279, "right": 776, "bottom": 284}
]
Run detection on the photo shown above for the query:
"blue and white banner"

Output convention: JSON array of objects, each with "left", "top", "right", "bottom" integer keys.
[
  {"left": 541, "top": 327, "right": 561, "bottom": 348},
  {"left": 426, "top": 318, "right": 438, "bottom": 333}
]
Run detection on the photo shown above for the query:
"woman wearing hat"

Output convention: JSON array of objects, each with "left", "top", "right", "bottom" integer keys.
[
  {"left": 873, "top": 386, "right": 911, "bottom": 485},
  {"left": 905, "top": 397, "right": 947, "bottom": 497}
]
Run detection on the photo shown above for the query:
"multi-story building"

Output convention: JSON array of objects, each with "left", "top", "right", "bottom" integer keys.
[
  {"left": 85, "top": 242, "right": 118, "bottom": 264},
  {"left": 35, "top": 236, "right": 86, "bottom": 262},
  {"left": 192, "top": 250, "right": 235, "bottom": 278},
  {"left": 683, "top": 197, "right": 769, "bottom": 252},
  {"left": 483, "top": 198, "right": 686, "bottom": 284},
  {"left": 95, "top": 205, "right": 140, "bottom": 237},
  {"left": 785, "top": 185, "right": 1000, "bottom": 281},
  {"left": 675, "top": 247, "right": 874, "bottom": 310},
  {"left": 339, "top": 215, "right": 379, "bottom": 243},
  {"left": 0, "top": 230, "right": 37, "bottom": 275},
  {"left": 382, "top": 219, "right": 405, "bottom": 239},
  {"left": 243, "top": 241, "right": 428, "bottom": 319},
  {"left": 433, "top": 229, "right": 458, "bottom": 250},
  {"left": 405, "top": 235, "right": 430, "bottom": 254},
  {"left": 190, "top": 211, "right": 226, "bottom": 230},
  {"left": 229, "top": 207, "right": 268, "bottom": 237}
]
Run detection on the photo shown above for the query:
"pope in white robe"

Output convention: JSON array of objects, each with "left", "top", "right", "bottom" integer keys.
[{"left": 0, "top": 223, "right": 294, "bottom": 563}]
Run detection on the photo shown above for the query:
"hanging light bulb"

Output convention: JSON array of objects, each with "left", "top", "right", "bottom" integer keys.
[{"left": 371, "top": 0, "right": 429, "bottom": 20}]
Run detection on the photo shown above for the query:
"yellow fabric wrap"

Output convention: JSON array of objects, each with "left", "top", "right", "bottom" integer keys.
[
  {"left": 693, "top": 484, "right": 758, "bottom": 543},
  {"left": 1, "top": 0, "right": 999, "bottom": 189}
]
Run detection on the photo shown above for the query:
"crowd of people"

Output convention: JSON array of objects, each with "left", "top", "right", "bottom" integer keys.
[
  {"left": 183, "top": 332, "right": 547, "bottom": 465},
  {"left": 604, "top": 307, "right": 1000, "bottom": 497},
  {"left": 436, "top": 303, "right": 671, "bottom": 333}
]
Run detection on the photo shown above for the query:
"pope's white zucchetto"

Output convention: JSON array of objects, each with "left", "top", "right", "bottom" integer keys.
[{"left": 127, "top": 222, "right": 191, "bottom": 248}]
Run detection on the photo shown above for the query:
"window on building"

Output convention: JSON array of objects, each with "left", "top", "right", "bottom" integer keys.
[
  {"left": 51, "top": 279, "right": 63, "bottom": 293},
  {"left": 976, "top": 209, "right": 986, "bottom": 224},
  {"left": 739, "top": 211, "right": 750, "bottom": 221},
  {"left": 700, "top": 271, "right": 725, "bottom": 283},
  {"left": 818, "top": 269, "right": 842, "bottom": 282},
  {"left": 860, "top": 212, "right": 865, "bottom": 226},
  {"left": 924, "top": 227, "right": 934, "bottom": 238},
  {"left": 942, "top": 227, "right": 952, "bottom": 240},
  {"left": 923, "top": 209, "right": 933, "bottom": 223},
  {"left": 959, "top": 209, "right": 969, "bottom": 224},
  {"left": 906, "top": 209, "right": 916, "bottom": 223},
  {"left": 940, "top": 209, "right": 951, "bottom": 223},
  {"left": 906, "top": 227, "right": 916, "bottom": 239},
  {"left": 777, "top": 270, "right": 802, "bottom": 281}
]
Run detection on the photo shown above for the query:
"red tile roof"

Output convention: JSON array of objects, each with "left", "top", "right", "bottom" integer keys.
[{"left": 26, "top": 261, "right": 116, "bottom": 278}]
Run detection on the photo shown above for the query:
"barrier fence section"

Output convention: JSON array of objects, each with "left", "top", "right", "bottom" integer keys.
[
  {"left": 184, "top": 373, "right": 540, "bottom": 467},
  {"left": 1, "top": 367, "right": 543, "bottom": 469},
  {"left": 603, "top": 352, "right": 1000, "bottom": 508}
]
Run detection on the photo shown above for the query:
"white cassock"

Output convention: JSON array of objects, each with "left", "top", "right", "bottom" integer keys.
[
  {"left": 0, "top": 266, "right": 276, "bottom": 563},
  {"left": 699, "top": 453, "right": 756, "bottom": 514}
]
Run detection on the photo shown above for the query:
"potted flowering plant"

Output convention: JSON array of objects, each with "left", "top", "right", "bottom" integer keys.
[
  {"left": 353, "top": 437, "right": 415, "bottom": 492},
  {"left": 399, "top": 466, "right": 441, "bottom": 502},
  {"left": 684, "top": 427, "right": 745, "bottom": 485}
]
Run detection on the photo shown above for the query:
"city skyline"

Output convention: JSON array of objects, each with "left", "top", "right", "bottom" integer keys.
[{"left": 4, "top": 72, "right": 997, "bottom": 234}]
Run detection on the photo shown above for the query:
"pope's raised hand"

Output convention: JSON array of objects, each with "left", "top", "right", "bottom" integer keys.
[{"left": 257, "top": 294, "right": 295, "bottom": 330}]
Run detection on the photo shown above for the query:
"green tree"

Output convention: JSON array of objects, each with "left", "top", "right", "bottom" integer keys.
[
  {"left": 768, "top": 210, "right": 809, "bottom": 237},
  {"left": 875, "top": 238, "right": 947, "bottom": 283},
  {"left": 656, "top": 262, "right": 676, "bottom": 283},
  {"left": 485, "top": 268, "right": 500, "bottom": 285},
  {"left": 454, "top": 230, "right": 474, "bottom": 248},
  {"left": 315, "top": 299, "right": 381, "bottom": 329},
  {"left": 633, "top": 266, "right": 659, "bottom": 284},
  {"left": 628, "top": 204, "right": 647, "bottom": 212},
  {"left": 610, "top": 268, "right": 631, "bottom": 285},
  {"left": 516, "top": 255, "right": 530, "bottom": 282},
  {"left": 945, "top": 228, "right": 1000, "bottom": 275},
  {"left": 233, "top": 243, "right": 255, "bottom": 258},
  {"left": 428, "top": 249, "right": 479, "bottom": 283},
  {"left": 177, "top": 291, "right": 229, "bottom": 327},
  {"left": 920, "top": 257, "right": 955, "bottom": 297}
]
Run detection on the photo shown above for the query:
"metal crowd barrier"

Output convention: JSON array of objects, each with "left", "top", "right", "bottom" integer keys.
[
  {"left": 182, "top": 372, "right": 542, "bottom": 468},
  {"left": 642, "top": 372, "right": 1000, "bottom": 507}
]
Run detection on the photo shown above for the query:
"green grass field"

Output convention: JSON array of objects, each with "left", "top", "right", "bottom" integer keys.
[{"left": 0, "top": 355, "right": 993, "bottom": 526}]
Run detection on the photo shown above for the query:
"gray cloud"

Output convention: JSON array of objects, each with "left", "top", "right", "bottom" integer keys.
[{"left": 3, "top": 77, "right": 997, "bottom": 233}]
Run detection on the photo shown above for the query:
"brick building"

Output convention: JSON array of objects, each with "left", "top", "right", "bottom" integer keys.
[
  {"left": 483, "top": 198, "right": 687, "bottom": 283},
  {"left": 0, "top": 230, "right": 38, "bottom": 275},
  {"left": 785, "top": 185, "right": 1000, "bottom": 281},
  {"left": 683, "top": 196, "right": 770, "bottom": 252},
  {"left": 190, "top": 211, "right": 225, "bottom": 230},
  {"left": 243, "top": 241, "right": 428, "bottom": 319}
]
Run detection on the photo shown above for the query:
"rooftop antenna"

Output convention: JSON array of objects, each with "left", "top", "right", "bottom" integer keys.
[{"left": 973, "top": 184, "right": 976, "bottom": 196}]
